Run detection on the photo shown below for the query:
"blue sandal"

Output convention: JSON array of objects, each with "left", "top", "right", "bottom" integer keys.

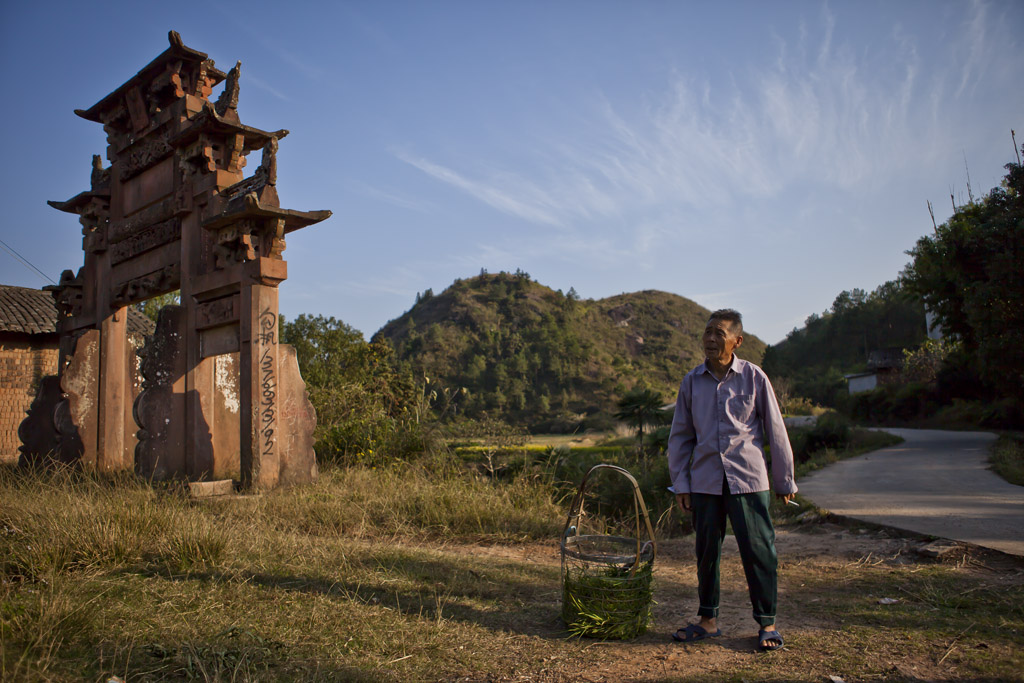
[
  {"left": 672, "top": 623, "right": 722, "bottom": 643},
  {"left": 758, "top": 629, "right": 784, "bottom": 651}
]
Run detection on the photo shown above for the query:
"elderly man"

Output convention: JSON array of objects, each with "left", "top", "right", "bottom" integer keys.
[{"left": 667, "top": 309, "right": 796, "bottom": 651}]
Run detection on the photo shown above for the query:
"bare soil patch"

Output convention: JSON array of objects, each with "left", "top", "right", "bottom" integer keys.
[{"left": 442, "top": 521, "right": 1024, "bottom": 682}]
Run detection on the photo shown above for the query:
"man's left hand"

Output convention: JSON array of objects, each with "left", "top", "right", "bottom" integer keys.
[{"left": 776, "top": 492, "right": 795, "bottom": 505}]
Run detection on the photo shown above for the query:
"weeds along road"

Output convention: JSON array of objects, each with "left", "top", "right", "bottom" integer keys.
[{"left": 798, "top": 428, "right": 1024, "bottom": 557}]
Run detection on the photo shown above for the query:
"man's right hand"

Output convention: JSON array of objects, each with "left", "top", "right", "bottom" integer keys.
[{"left": 676, "top": 493, "right": 691, "bottom": 512}]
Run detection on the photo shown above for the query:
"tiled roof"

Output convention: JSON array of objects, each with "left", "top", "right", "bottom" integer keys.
[
  {"left": 0, "top": 284, "right": 156, "bottom": 336},
  {"left": 867, "top": 348, "right": 905, "bottom": 370},
  {"left": 0, "top": 285, "right": 57, "bottom": 334}
]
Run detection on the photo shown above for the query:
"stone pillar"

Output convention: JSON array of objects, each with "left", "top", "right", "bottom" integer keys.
[
  {"left": 97, "top": 308, "right": 130, "bottom": 471},
  {"left": 58, "top": 329, "right": 100, "bottom": 466},
  {"left": 240, "top": 283, "right": 279, "bottom": 490}
]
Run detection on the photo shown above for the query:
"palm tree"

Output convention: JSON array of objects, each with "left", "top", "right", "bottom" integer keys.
[{"left": 614, "top": 388, "right": 670, "bottom": 455}]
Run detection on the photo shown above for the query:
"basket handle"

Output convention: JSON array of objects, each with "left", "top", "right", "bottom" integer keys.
[{"left": 561, "top": 463, "right": 658, "bottom": 573}]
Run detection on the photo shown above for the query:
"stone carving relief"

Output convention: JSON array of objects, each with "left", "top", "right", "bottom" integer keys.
[
  {"left": 108, "top": 199, "right": 175, "bottom": 244},
  {"left": 109, "top": 218, "right": 181, "bottom": 264},
  {"left": 90, "top": 154, "right": 111, "bottom": 192},
  {"left": 134, "top": 306, "right": 186, "bottom": 479},
  {"left": 213, "top": 218, "right": 258, "bottom": 268},
  {"left": 120, "top": 132, "right": 175, "bottom": 181},
  {"left": 111, "top": 264, "right": 180, "bottom": 307},
  {"left": 214, "top": 61, "right": 241, "bottom": 118},
  {"left": 196, "top": 295, "right": 240, "bottom": 330},
  {"left": 51, "top": 269, "right": 85, "bottom": 319}
]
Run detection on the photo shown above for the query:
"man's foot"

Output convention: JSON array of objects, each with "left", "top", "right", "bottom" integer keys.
[
  {"left": 757, "top": 626, "right": 784, "bottom": 651},
  {"left": 671, "top": 623, "right": 722, "bottom": 643}
]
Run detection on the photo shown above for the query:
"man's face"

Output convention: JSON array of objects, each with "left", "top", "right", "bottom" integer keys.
[{"left": 703, "top": 318, "right": 743, "bottom": 366}]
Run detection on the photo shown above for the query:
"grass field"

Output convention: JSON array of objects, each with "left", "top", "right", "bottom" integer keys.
[{"left": 3, "top": 439, "right": 1023, "bottom": 682}]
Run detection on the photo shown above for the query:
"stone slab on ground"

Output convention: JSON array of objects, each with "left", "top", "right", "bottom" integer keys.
[{"left": 189, "top": 479, "right": 234, "bottom": 498}]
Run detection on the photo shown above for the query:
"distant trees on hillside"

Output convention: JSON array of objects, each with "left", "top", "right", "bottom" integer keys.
[
  {"left": 373, "top": 271, "right": 766, "bottom": 432},
  {"left": 381, "top": 272, "right": 596, "bottom": 430},
  {"left": 763, "top": 280, "right": 927, "bottom": 406},
  {"left": 768, "top": 147, "right": 1023, "bottom": 427}
]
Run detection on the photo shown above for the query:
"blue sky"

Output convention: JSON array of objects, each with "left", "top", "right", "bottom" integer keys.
[{"left": 1, "top": 1, "right": 1021, "bottom": 344}]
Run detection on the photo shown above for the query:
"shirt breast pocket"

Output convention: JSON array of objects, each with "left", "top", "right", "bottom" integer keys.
[{"left": 726, "top": 394, "right": 756, "bottom": 423}]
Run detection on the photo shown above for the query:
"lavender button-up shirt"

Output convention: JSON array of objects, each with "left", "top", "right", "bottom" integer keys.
[{"left": 667, "top": 356, "right": 797, "bottom": 496}]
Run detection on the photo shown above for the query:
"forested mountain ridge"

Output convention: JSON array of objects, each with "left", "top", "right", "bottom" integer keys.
[{"left": 372, "top": 271, "right": 767, "bottom": 431}]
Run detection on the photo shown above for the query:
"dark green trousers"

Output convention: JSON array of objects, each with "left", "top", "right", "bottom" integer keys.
[{"left": 691, "top": 478, "right": 777, "bottom": 627}]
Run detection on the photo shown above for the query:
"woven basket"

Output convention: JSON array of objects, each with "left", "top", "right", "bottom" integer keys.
[{"left": 560, "top": 464, "right": 657, "bottom": 639}]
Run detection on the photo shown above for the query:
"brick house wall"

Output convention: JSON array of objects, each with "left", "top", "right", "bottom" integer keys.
[
  {"left": 0, "top": 284, "right": 155, "bottom": 464},
  {"left": 0, "top": 332, "right": 58, "bottom": 461}
]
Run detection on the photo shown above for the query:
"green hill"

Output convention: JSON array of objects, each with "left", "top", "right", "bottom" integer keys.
[{"left": 372, "top": 271, "right": 767, "bottom": 431}]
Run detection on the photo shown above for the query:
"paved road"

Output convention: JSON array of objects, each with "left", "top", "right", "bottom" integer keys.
[{"left": 798, "top": 428, "right": 1024, "bottom": 557}]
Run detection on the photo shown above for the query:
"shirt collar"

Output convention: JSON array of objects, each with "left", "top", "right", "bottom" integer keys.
[{"left": 699, "top": 355, "right": 743, "bottom": 376}]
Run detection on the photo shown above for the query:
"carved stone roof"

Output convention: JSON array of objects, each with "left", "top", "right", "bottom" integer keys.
[
  {"left": 203, "top": 192, "right": 332, "bottom": 234},
  {"left": 0, "top": 284, "right": 155, "bottom": 336},
  {"left": 168, "top": 108, "right": 288, "bottom": 152},
  {"left": 74, "top": 31, "right": 226, "bottom": 125}
]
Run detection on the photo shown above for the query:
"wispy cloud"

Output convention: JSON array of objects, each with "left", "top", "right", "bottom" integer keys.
[
  {"left": 346, "top": 180, "right": 435, "bottom": 213},
  {"left": 246, "top": 75, "right": 290, "bottom": 102},
  {"left": 394, "top": 3, "right": 1014, "bottom": 241},
  {"left": 956, "top": 0, "right": 988, "bottom": 98},
  {"left": 393, "top": 149, "right": 564, "bottom": 227}
]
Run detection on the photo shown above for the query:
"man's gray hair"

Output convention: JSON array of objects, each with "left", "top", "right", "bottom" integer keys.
[{"left": 709, "top": 309, "right": 743, "bottom": 335}]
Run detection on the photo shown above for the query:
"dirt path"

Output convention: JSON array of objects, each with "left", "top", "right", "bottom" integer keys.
[
  {"left": 453, "top": 522, "right": 1024, "bottom": 682},
  {"left": 797, "top": 429, "right": 1024, "bottom": 556}
]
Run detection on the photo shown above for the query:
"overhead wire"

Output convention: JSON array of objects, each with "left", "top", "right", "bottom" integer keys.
[{"left": 0, "top": 237, "right": 57, "bottom": 284}]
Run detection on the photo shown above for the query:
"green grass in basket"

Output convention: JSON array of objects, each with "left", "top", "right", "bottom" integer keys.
[{"left": 562, "top": 562, "right": 654, "bottom": 639}]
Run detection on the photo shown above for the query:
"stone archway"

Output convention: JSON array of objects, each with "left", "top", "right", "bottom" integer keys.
[{"left": 20, "top": 31, "right": 328, "bottom": 489}]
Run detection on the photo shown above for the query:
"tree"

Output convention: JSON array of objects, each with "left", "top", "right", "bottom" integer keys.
[
  {"left": 902, "top": 151, "right": 1024, "bottom": 402},
  {"left": 280, "top": 314, "right": 418, "bottom": 461},
  {"left": 614, "top": 387, "right": 670, "bottom": 455},
  {"left": 134, "top": 290, "right": 180, "bottom": 322}
]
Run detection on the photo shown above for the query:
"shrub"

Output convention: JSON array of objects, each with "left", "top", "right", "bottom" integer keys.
[
  {"left": 280, "top": 314, "right": 433, "bottom": 463},
  {"left": 848, "top": 387, "right": 885, "bottom": 423},
  {"left": 883, "top": 382, "right": 934, "bottom": 421},
  {"left": 782, "top": 396, "right": 821, "bottom": 416},
  {"left": 804, "top": 411, "right": 851, "bottom": 454},
  {"left": 990, "top": 435, "right": 1024, "bottom": 486},
  {"left": 934, "top": 398, "right": 1024, "bottom": 430},
  {"left": 547, "top": 450, "right": 688, "bottom": 536},
  {"left": 529, "top": 411, "right": 584, "bottom": 434},
  {"left": 902, "top": 339, "right": 960, "bottom": 384}
]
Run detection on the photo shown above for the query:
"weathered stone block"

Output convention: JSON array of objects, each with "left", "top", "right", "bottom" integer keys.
[
  {"left": 58, "top": 329, "right": 100, "bottom": 465},
  {"left": 188, "top": 479, "right": 234, "bottom": 497},
  {"left": 277, "top": 343, "right": 317, "bottom": 486}
]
